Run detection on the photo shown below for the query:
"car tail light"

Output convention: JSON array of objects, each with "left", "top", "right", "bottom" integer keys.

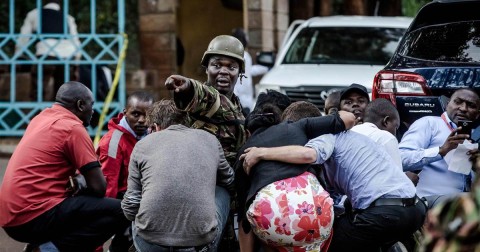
[{"left": 372, "top": 70, "right": 428, "bottom": 105}]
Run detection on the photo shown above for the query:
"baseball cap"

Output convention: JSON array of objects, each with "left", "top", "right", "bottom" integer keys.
[{"left": 340, "top": 83, "right": 370, "bottom": 101}]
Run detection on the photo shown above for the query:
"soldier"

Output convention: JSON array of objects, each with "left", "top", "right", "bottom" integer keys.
[
  {"left": 165, "top": 35, "right": 247, "bottom": 250},
  {"left": 165, "top": 35, "right": 247, "bottom": 167}
]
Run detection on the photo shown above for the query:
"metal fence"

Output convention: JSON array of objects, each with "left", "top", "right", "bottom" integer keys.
[{"left": 0, "top": 0, "right": 126, "bottom": 136}]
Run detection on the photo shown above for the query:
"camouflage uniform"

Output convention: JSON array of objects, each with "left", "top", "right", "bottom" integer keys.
[
  {"left": 175, "top": 79, "right": 247, "bottom": 167},
  {"left": 420, "top": 177, "right": 480, "bottom": 252}
]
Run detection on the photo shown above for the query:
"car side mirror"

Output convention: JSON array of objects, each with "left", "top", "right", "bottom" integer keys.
[{"left": 256, "top": 51, "right": 276, "bottom": 68}]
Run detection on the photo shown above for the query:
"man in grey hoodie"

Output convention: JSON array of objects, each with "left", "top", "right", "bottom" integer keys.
[{"left": 121, "top": 100, "right": 234, "bottom": 252}]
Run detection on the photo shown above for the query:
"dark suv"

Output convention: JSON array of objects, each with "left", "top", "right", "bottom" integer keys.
[{"left": 372, "top": 0, "right": 480, "bottom": 136}]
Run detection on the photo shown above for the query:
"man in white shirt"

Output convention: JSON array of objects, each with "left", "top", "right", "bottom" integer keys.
[
  {"left": 16, "top": 0, "right": 81, "bottom": 100},
  {"left": 240, "top": 130, "right": 425, "bottom": 252},
  {"left": 351, "top": 98, "right": 402, "bottom": 168}
]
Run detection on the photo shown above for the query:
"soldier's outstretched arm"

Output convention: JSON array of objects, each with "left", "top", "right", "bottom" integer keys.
[{"left": 165, "top": 74, "right": 194, "bottom": 107}]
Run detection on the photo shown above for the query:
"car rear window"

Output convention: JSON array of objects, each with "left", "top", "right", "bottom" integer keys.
[
  {"left": 398, "top": 21, "right": 480, "bottom": 63},
  {"left": 282, "top": 27, "right": 406, "bottom": 65}
]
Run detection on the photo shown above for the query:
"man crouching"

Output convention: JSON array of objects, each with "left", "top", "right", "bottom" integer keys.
[{"left": 121, "top": 100, "right": 234, "bottom": 252}]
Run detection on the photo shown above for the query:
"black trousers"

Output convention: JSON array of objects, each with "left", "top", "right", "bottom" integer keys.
[
  {"left": 328, "top": 200, "right": 427, "bottom": 252},
  {"left": 4, "top": 196, "right": 131, "bottom": 252}
]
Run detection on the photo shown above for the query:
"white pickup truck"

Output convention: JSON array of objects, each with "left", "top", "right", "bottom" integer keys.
[{"left": 256, "top": 15, "right": 413, "bottom": 111}]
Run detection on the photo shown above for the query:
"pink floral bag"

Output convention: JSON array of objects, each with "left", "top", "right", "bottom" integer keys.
[{"left": 247, "top": 171, "right": 334, "bottom": 252}]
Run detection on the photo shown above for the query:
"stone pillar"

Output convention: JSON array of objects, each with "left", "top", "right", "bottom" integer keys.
[
  {"left": 275, "top": 0, "right": 289, "bottom": 50},
  {"left": 246, "top": 0, "right": 289, "bottom": 54},
  {"left": 246, "top": 0, "right": 275, "bottom": 54},
  {"left": 244, "top": 0, "right": 289, "bottom": 89},
  {"left": 137, "top": 0, "right": 178, "bottom": 99}
]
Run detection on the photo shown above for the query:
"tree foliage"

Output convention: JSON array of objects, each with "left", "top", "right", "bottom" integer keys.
[{"left": 402, "top": 0, "right": 430, "bottom": 17}]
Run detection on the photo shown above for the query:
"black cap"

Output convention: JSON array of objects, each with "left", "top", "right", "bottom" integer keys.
[{"left": 340, "top": 83, "right": 369, "bottom": 101}]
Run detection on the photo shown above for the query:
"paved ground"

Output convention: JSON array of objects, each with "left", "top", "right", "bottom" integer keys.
[{"left": 0, "top": 157, "right": 26, "bottom": 252}]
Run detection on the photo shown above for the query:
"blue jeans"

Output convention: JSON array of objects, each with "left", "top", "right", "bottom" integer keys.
[{"left": 133, "top": 186, "right": 230, "bottom": 252}]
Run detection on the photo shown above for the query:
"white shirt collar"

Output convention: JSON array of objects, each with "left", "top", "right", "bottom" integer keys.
[
  {"left": 359, "top": 122, "right": 378, "bottom": 129},
  {"left": 119, "top": 116, "right": 139, "bottom": 139},
  {"left": 442, "top": 111, "right": 457, "bottom": 129}
]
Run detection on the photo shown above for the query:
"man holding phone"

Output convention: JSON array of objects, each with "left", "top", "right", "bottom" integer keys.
[{"left": 399, "top": 88, "right": 480, "bottom": 208}]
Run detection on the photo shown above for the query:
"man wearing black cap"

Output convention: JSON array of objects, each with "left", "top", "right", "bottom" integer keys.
[{"left": 340, "top": 83, "right": 370, "bottom": 123}]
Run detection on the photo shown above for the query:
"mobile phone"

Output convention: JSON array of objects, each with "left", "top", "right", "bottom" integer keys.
[{"left": 457, "top": 120, "right": 473, "bottom": 135}]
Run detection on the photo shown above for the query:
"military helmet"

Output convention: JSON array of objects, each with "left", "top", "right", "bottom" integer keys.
[{"left": 201, "top": 35, "right": 245, "bottom": 73}]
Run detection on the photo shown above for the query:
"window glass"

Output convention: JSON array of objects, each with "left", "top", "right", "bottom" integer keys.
[
  {"left": 283, "top": 27, "right": 406, "bottom": 65},
  {"left": 398, "top": 21, "right": 480, "bottom": 63}
]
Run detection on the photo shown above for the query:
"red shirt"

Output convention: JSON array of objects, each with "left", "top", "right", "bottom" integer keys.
[
  {"left": 0, "top": 104, "right": 99, "bottom": 227},
  {"left": 96, "top": 114, "right": 137, "bottom": 198}
]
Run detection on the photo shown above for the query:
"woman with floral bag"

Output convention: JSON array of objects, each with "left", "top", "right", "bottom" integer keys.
[{"left": 235, "top": 92, "right": 355, "bottom": 252}]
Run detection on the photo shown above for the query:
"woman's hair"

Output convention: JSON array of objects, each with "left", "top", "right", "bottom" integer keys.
[{"left": 246, "top": 90, "right": 291, "bottom": 133}]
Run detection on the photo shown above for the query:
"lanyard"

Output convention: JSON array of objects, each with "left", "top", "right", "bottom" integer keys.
[{"left": 441, "top": 113, "right": 455, "bottom": 132}]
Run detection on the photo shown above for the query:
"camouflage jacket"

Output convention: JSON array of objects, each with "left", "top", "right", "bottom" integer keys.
[
  {"left": 175, "top": 79, "right": 247, "bottom": 166},
  {"left": 420, "top": 180, "right": 480, "bottom": 252}
]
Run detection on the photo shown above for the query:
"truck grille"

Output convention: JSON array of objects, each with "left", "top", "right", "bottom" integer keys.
[{"left": 281, "top": 86, "right": 343, "bottom": 110}]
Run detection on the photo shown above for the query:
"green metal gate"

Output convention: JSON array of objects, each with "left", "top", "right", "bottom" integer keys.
[{"left": 0, "top": 0, "right": 126, "bottom": 136}]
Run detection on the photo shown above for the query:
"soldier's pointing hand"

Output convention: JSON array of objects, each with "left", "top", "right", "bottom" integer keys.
[{"left": 165, "top": 75, "right": 191, "bottom": 93}]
